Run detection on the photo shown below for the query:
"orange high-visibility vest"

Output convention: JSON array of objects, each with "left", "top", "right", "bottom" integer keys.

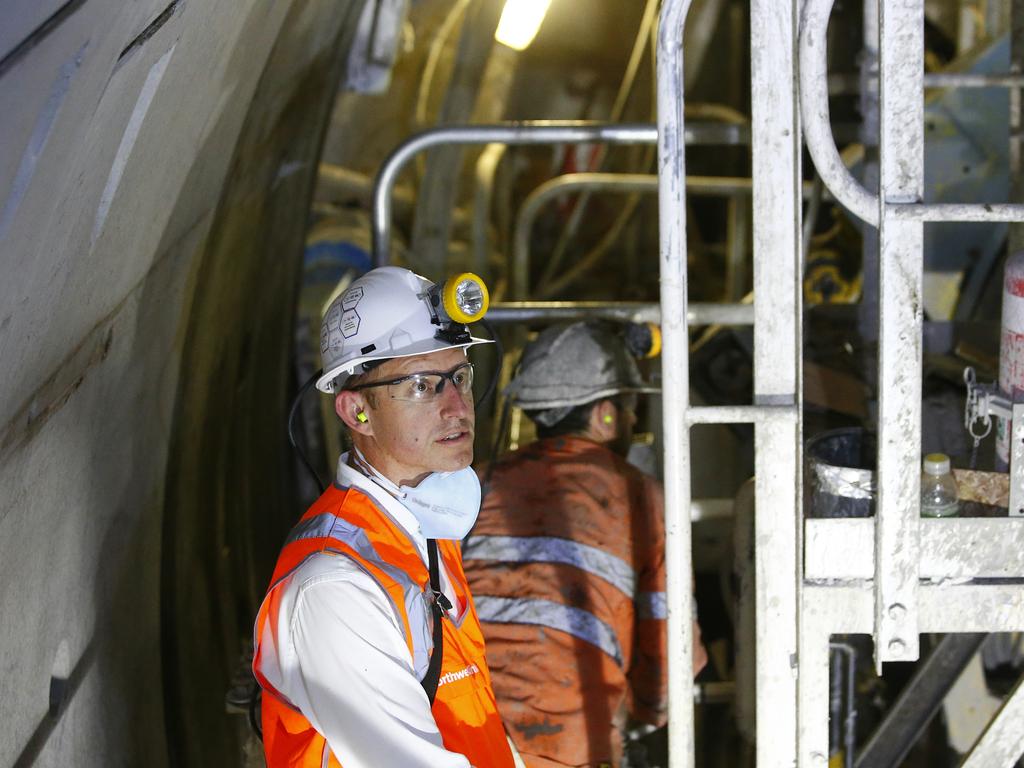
[
  {"left": 465, "top": 436, "right": 671, "bottom": 767},
  {"left": 253, "top": 484, "right": 515, "bottom": 768}
]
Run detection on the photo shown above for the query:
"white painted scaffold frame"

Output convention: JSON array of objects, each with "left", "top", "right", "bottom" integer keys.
[
  {"left": 655, "top": 0, "right": 1024, "bottom": 765},
  {"left": 372, "top": 0, "right": 1024, "bottom": 756},
  {"left": 656, "top": 0, "right": 804, "bottom": 765},
  {"left": 363, "top": 0, "right": 1024, "bottom": 762}
]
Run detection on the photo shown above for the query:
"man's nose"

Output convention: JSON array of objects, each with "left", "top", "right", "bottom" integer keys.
[{"left": 438, "top": 379, "right": 472, "bottom": 416}]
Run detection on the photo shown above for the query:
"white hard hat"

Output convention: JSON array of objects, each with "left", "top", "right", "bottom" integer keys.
[
  {"left": 505, "top": 321, "right": 659, "bottom": 426},
  {"left": 316, "top": 266, "right": 492, "bottom": 393}
]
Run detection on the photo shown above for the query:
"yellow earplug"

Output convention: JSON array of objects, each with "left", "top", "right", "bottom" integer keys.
[
  {"left": 356, "top": 411, "right": 368, "bottom": 423},
  {"left": 603, "top": 414, "right": 614, "bottom": 425}
]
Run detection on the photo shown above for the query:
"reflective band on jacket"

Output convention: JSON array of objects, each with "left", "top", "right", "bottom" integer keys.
[
  {"left": 636, "top": 591, "right": 667, "bottom": 620},
  {"left": 287, "top": 510, "right": 348, "bottom": 543},
  {"left": 474, "top": 595, "right": 623, "bottom": 665},
  {"left": 463, "top": 535, "right": 636, "bottom": 599},
  {"left": 279, "top": 510, "right": 434, "bottom": 677}
]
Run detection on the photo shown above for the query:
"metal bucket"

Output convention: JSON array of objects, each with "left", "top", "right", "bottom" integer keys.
[{"left": 805, "top": 427, "right": 876, "bottom": 518}]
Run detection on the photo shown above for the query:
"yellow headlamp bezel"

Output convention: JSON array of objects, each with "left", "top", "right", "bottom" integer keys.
[
  {"left": 644, "top": 322, "right": 662, "bottom": 358},
  {"left": 441, "top": 272, "right": 490, "bottom": 325}
]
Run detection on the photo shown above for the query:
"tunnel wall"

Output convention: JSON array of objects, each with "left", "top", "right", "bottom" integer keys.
[{"left": 0, "top": 0, "right": 365, "bottom": 764}]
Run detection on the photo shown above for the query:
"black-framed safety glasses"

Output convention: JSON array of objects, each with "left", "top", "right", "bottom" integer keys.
[{"left": 345, "top": 362, "right": 474, "bottom": 403}]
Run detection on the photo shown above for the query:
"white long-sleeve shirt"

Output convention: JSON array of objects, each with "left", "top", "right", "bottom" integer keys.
[{"left": 257, "top": 459, "right": 472, "bottom": 768}]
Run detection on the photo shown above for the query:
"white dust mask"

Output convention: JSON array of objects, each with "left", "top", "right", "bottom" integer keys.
[{"left": 351, "top": 448, "right": 481, "bottom": 539}]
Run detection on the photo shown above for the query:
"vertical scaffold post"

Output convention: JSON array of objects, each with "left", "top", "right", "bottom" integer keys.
[
  {"left": 751, "top": 0, "right": 803, "bottom": 764},
  {"left": 655, "top": 0, "right": 696, "bottom": 765},
  {"left": 875, "top": 0, "right": 925, "bottom": 669}
]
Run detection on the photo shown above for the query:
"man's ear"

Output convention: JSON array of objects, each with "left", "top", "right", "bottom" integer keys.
[
  {"left": 336, "top": 390, "right": 373, "bottom": 435},
  {"left": 589, "top": 399, "right": 617, "bottom": 441}
]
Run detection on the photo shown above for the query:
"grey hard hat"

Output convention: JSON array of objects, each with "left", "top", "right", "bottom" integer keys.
[{"left": 505, "top": 321, "right": 659, "bottom": 426}]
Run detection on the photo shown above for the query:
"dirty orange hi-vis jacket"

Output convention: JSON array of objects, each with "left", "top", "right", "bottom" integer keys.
[
  {"left": 465, "top": 435, "right": 699, "bottom": 768},
  {"left": 253, "top": 484, "right": 515, "bottom": 768}
]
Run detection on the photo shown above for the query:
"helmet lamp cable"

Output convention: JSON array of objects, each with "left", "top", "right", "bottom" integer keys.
[
  {"left": 482, "top": 396, "right": 514, "bottom": 501},
  {"left": 482, "top": 345, "right": 522, "bottom": 499},
  {"left": 476, "top": 318, "right": 503, "bottom": 409},
  {"left": 288, "top": 368, "right": 327, "bottom": 494}
]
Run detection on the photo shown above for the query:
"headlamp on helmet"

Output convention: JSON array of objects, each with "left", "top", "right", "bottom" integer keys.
[
  {"left": 424, "top": 272, "right": 490, "bottom": 344},
  {"left": 315, "top": 267, "right": 494, "bottom": 394},
  {"left": 624, "top": 322, "right": 662, "bottom": 359}
]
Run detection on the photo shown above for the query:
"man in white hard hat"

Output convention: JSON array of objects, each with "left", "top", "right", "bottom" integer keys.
[
  {"left": 463, "top": 320, "right": 707, "bottom": 768},
  {"left": 253, "top": 267, "right": 516, "bottom": 768}
]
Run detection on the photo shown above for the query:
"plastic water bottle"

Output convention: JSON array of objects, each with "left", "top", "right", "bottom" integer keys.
[{"left": 920, "top": 453, "right": 959, "bottom": 518}]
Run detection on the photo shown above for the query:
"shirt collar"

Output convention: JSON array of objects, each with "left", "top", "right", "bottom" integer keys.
[{"left": 335, "top": 452, "right": 425, "bottom": 548}]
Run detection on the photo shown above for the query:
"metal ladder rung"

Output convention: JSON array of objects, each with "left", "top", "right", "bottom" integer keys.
[{"left": 686, "top": 404, "right": 798, "bottom": 425}]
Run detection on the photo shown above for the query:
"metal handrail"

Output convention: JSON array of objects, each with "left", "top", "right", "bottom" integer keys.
[
  {"left": 371, "top": 121, "right": 751, "bottom": 266},
  {"left": 799, "top": 0, "right": 880, "bottom": 225},
  {"left": 799, "top": 0, "right": 1024, "bottom": 228},
  {"left": 686, "top": 405, "right": 798, "bottom": 425},
  {"left": 372, "top": 123, "right": 656, "bottom": 264},
  {"left": 486, "top": 300, "right": 754, "bottom": 326},
  {"left": 655, "top": 1, "right": 696, "bottom": 765},
  {"left": 924, "top": 72, "right": 1024, "bottom": 88},
  {"left": 889, "top": 202, "right": 1024, "bottom": 221}
]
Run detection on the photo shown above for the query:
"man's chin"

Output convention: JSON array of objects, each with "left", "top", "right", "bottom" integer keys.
[{"left": 435, "top": 449, "right": 473, "bottom": 472}]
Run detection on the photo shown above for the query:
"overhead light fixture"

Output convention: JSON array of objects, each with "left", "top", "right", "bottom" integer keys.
[{"left": 494, "top": 0, "right": 552, "bottom": 51}]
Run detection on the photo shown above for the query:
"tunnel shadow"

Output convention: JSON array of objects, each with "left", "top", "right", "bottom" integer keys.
[
  {"left": 11, "top": 642, "right": 96, "bottom": 768},
  {"left": 149, "top": 2, "right": 370, "bottom": 764}
]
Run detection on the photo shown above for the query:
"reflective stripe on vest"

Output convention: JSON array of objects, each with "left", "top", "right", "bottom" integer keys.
[
  {"left": 272, "top": 509, "right": 434, "bottom": 678},
  {"left": 474, "top": 595, "right": 624, "bottom": 666},
  {"left": 636, "top": 590, "right": 667, "bottom": 620},
  {"left": 463, "top": 534, "right": 636, "bottom": 599}
]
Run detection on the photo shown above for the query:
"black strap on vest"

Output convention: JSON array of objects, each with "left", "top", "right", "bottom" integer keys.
[{"left": 421, "top": 539, "right": 452, "bottom": 703}]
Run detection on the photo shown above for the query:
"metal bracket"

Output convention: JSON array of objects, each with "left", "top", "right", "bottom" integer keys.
[
  {"left": 964, "top": 366, "right": 1012, "bottom": 428},
  {"left": 963, "top": 367, "right": 1024, "bottom": 516},
  {"left": 343, "top": 0, "right": 409, "bottom": 94}
]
